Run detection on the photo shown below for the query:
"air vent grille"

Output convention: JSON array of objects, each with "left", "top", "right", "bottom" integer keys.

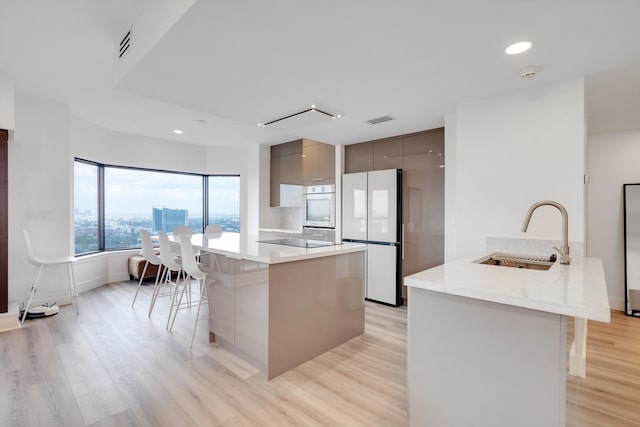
[
  {"left": 119, "top": 28, "right": 131, "bottom": 59},
  {"left": 366, "top": 115, "right": 394, "bottom": 125}
]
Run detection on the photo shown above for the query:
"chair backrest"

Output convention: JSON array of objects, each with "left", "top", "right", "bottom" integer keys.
[
  {"left": 139, "top": 229, "right": 161, "bottom": 264},
  {"left": 204, "top": 224, "right": 223, "bottom": 237},
  {"left": 158, "top": 232, "right": 182, "bottom": 270},
  {"left": 180, "top": 237, "right": 207, "bottom": 280},
  {"left": 173, "top": 226, "right": 193, "bottom": 237},
  {"left": 22, "top": 229, "right": 40, "bottom": 265}
]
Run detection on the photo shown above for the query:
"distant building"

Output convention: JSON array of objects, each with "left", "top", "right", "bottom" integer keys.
[{"left": 152, "top": 207, "right": 188, "bottom": 233}]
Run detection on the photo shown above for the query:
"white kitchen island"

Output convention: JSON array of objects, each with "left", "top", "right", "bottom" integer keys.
[
  {"left": 187, "top": 233, "right": 367, "bottom": 380},
  {"left": 404, "top": 254, "right": 610, "bottom": 427}
]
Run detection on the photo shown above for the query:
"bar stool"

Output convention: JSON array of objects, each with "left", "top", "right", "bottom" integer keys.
[
  {"left": 21, "top": 229, "right": 78, "bottom": 325},
  {"left": 204, "top": 224, "right": 223, "bottom": 237},
  {"left": 149, "top": 232, "right": 185, "bottom": 322},
  {"left": 131, "top": 229, "right": 163, "bottom": 308},
  {"left": 169, "top": 235, "right": 209, "bottom": 348}
]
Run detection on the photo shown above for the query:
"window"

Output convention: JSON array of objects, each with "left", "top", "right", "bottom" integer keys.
[
  {"left": 74, "top": 159, "right": 240, "bottom": 254},
  {"left": 74, "top": 161, "right": 99, "bottom": 254},
  {"left": 208, "top": 176, "right": 240, "bottom": 232},
  {"left": 104, "top": 168, "right": 203, "bottom": 250}
]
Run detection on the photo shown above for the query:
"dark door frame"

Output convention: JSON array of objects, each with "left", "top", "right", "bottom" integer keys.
[{"left": 1, "top": 129, "right": 8, "bottom": 313}]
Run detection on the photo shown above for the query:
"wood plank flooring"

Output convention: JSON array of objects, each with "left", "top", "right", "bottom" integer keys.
[{"left": 1, "top": 280, "right": 639, "bottom": 426}]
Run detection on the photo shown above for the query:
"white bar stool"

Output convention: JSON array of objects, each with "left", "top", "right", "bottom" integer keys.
[
  {"left": 131, "top": 229, "right": 163, "bottom": 309},
  {"left": 21, "top": 229, "right": 78, "bottom": 325},
  {"left": 170, "top": 235, "right": 209, "bottom": 348},
  {"left": 151, "top": 232, "right": 185, "bottom": 326}
]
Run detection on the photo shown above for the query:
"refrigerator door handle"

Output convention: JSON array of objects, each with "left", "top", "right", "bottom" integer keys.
[{"left": 402, "top": 224, "right": 405, "bottom": 260}]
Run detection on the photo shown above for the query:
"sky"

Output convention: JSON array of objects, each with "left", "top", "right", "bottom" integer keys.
[{"left": 74, "top": 162, "right": 240, "bottom": 216}]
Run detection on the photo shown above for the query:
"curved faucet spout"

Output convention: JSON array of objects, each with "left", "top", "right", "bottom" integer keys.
[{"left": 521, "top": 200, "right": 571, "bottom": 264}]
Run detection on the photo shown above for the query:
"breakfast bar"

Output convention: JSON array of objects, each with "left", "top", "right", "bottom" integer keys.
[
  {"left": 404, "top": 253, "right": 610, "bottom": 427},
  {"left": 188, "top": 233, "right": 367, "bottom": 379}
]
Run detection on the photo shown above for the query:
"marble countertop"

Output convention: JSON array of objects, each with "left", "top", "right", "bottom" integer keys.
[
  {"left": 404, "top": 255, "right": 611, "bottom": 322},
  {"left": 173, "top": 233, "right": 366, "bottom": 265}
]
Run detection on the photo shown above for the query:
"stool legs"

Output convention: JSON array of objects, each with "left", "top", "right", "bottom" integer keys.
[
  {"left": 20, "top": 261, "right": 77, "bottom": 325},
  {"left": 20, "top": 264, "right": 44, "bottom": 325},
  {"left": 131, "top": 260, "right": 150, "bottom": 308},
  {"left": 168, "top": 275, "right": 208, "bottom": 348},
  {"left": 189, "top": 279, "right": 208, "bottom": 348}
]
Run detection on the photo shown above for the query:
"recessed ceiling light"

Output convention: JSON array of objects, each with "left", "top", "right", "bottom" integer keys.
[
  {"left": 257, "top": 123, "right": 263, "bottom": 127},
  {"left": 173, "top": 129, "right": 183, "bottom": 134},
  {"left": 505, "top": 41, "right": 532, "bottom": 55}
]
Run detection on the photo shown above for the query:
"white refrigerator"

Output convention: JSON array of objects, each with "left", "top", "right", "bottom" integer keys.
[{"left": 342, "top": 169, "right": 402, "bottom": 306}]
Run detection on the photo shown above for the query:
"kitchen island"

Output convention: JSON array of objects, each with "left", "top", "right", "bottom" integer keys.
[
  {"left": 188, "top": 233, "right": 366, "bottom": 379},
  {"left": 404, "top": 253, "right": 610, "bottom": 427}
]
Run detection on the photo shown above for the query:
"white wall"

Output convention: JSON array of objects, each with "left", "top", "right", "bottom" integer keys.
[
  {"left": 205, "top": 144, "right": 258, "bottom": 235},
  {"left": 446, "top": 78, "right": 587, "bottom": 259},
  {"left": 0, "top": 73, "right": 15, "bottom": 130},
  {"left": 587, "top": 130, "right": 640, "bottom": 310},
  {"left": 73, "top": 117, "right": 207, "bottom": 173},
  {"left": 8, "top": 96, "right": 73, "bottom": 311}
]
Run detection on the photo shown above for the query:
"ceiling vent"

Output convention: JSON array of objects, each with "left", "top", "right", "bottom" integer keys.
[
  {"left": 119, "top": 28, "right": 131, "bottom": 60},
  {"left": 258, "top": 105, "right": 340, "bottom": 132},
  {"left": 366, "top": 115, "right": 394, "bottom": 125}
]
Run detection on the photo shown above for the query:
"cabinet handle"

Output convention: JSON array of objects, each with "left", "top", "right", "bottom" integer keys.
[{"left": 312, "top": 178, "right": 324, "bottom": 181}]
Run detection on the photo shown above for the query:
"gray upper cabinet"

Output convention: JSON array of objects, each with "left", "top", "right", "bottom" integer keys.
[
  {"left": 303, "top": 140, "right": 335, "bottom": 185},
  {"left": 270, "top": 140, "right": 303, "bottom": 207},
  {"left": 373, "top": 137, "right": 403, "bottom": 170},
  {"left": 345, "top": 141, "right": 374, "bottom": 173}
]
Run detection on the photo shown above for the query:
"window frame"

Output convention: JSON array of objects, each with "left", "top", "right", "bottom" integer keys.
[{"left": 74, "top": 157, "right": 240, "bottom": 256}]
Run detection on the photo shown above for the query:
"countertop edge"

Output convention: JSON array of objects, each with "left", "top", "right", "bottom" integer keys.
[{"left": 404, "top": 255, "right": 611, "bottom": 322}]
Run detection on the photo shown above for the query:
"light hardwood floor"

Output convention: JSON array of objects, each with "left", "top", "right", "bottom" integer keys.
[{"left": 0, "top": 280, "right": 638, "bottom": 426}]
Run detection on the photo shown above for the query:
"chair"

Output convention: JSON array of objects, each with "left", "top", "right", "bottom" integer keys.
[
  {"left": 169, "top": 236, "right": 209, "bottom": 347},
  {"left": 21, "top": 229, "right": 78, "bottom": 325},
  {"left": 204, "top": 224, "right": 223, "bottom": 237},
  {"left": 131, "top": 229, "right": 163, "bottom": 308},
  {"left": 172, "top": 225, "right": 193, "bottom": 237},
  {"left": 149, "top": 232, "right": 185, "bottom": 322},
  {"left": 174, "top": 225, "right": 200, "bottom": 258}
]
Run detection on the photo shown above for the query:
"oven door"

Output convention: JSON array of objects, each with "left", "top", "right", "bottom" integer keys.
[{"left": 304, "top": 192, "right": 336, "bottom": 228}]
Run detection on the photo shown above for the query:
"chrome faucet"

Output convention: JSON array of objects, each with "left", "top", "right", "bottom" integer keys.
[{"left": 521, "top": 200, "right": 571, "bottom": 265}]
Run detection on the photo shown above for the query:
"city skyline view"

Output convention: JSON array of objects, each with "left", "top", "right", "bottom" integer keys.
[{"left": 74, "top": 161, "right": 240, "bottom": 254}]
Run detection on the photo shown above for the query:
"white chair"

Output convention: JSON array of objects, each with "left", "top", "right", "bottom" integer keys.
[
  {"left": 172, "top": 225, "right": 193, "bottom": 237},
  {"left": 150, "top": 232, "right": 185, "bottom": 323},
  {"left": 170, "top": 235, "right": 209, "bottom": 348},
  {"left": 204, "top": 224, "right": 223, "bottom": 237},
  {"left": 21, "top": 229, "right": 78, "bottom": 325},
  {"left": 174, "top": 225, "right": 200, "bottom": 258},
  {"left": 131, "top": 229, "right": 163, "bottom": 308}
]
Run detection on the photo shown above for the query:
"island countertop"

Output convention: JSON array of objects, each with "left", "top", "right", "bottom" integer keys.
[
  {"left": 175, "top": 233, "right": 366, "bottom": 264},
  {"left": 404, "top": 255, "right": 611, "bottom": 322}
]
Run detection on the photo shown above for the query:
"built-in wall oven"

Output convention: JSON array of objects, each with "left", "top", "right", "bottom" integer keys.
[{"left": 303, "top": 184, "right": 335, "bottom": 228}]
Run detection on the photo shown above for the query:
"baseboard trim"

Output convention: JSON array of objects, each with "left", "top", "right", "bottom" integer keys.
[{"left": 0, "top": 310, "right": 19, "bottom": 332}]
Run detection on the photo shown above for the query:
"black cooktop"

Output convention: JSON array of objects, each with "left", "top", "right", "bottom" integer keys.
[{"left": 257, "top": 238, "right": 336, "bottom": 248}]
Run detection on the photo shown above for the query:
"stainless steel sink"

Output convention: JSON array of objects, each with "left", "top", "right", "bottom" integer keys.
[{"left": 475, "top": 253, "right": 555, "bottom": 271}]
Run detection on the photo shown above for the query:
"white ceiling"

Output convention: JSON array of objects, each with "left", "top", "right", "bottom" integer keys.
[{"left": 1, "top": 0, "right": 639, "bottom": 147}]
